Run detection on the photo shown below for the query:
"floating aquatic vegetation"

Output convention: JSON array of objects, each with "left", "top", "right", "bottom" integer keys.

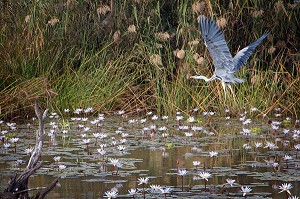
[{"left": 0, "top": 109, "right": 299, "bottom": 198}]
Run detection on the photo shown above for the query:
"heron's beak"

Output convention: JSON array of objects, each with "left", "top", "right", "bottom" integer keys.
[{"left": 190, "top": 75, "right": 200, "bottom": 79}]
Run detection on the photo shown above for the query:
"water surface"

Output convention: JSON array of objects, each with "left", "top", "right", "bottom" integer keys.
[{"left": 0, "top": 114, "right": 299, "bottom": 198}]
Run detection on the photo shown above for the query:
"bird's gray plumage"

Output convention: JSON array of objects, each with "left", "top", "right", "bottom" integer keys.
[
  {"left": 191, "top": 15, "right": 269, "bottom": 98},
  {"left": 232, "top": 32, "right": 269, "bottom": 72}
]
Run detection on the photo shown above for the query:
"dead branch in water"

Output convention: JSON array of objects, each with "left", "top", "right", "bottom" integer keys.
[{"left": 1, "top": 102, "right": 59, "bottom": 199}]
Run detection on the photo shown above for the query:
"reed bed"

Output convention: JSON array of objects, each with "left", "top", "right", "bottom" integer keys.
[{"left": 0, "top": 0, "right": 299, "bottom": 118}]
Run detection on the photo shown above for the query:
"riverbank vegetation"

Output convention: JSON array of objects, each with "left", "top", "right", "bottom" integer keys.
[{"left": 0, "top": 0, "right": 299, "bottom": 118}]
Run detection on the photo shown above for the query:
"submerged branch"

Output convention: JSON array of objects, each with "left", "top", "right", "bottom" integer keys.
[{"left": 2, "top": 101, "right": 58, "bottom": 199}]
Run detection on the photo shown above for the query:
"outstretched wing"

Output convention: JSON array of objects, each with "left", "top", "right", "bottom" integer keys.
[
  {"left": 200, "top": 15, "right": 233, "bottom": 72},
  {"left": 232, "top": 32, "right": 269, "bottom": 72}
]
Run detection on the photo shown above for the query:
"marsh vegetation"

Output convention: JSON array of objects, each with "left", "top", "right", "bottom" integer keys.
[{"left": 0, "top": 0, "right": 299, "bottom": 117}]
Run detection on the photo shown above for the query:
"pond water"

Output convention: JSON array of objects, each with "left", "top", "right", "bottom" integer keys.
[{"left": 0, "top": 111, "right": 299, "bottom": 198}]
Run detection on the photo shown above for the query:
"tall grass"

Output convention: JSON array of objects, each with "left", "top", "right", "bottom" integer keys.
[{"left": 0, "top": 0, "right": 299, "bottom": 118}]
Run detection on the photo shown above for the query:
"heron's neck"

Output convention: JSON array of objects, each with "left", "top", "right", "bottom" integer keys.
[{"left": 192, "top": 75, "right": 216, "bottom": 82}]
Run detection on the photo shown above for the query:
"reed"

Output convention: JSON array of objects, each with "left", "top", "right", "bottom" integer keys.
[{"left": 0, "top": 0, "right": 299, "bottom": 118}]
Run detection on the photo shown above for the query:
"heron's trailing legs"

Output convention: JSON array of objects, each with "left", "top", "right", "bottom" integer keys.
[
  {"left": 221, "top": 82, "right": 237, "bottom": 102},
  {"left": 228, "top": 84, "right": 237, "bottom": 103},
  {"left": 221, "top": 82, "right": 227, "bottom": 100},
  {"left": 228, "top": 84, "right": 233, "bottom": 95}
]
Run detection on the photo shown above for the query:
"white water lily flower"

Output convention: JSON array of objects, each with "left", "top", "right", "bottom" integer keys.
[
  {"left": 128, "top": 188, "right": 137, "bottom": 195},
  {"left": 243, "top": 118, "right": 252, "bottom": 125},
  {"left": 99, "top": 144, "right": 107, "bottom": 149},
  {"left": 177, "top": 169, "right": 188, "bottom": 176},
  {"left": 264, "top": 141, "right": 279, "bottom": 150},
  {"left": 120, "top": 138, "right": 127, "bottom": 144},
  {"left": 58, "top": 164, "right": 66, "bottom": 170},
  {"left": 283, "top": 129, "right": 290, "bottom": 135},
  {"left": 109, "top": 158, "right": 119, "bottom": 166},
  {"left": 160, "top": 187, "right": 172, "bottom": 194},
  {"left": 82, "top": 139, "right": 90, "bottom": 144},
  {"left": 271, "top": 124, "right": 279, "bottom": 130},
  {"left": 279, "top": 183, "right": 293, "bottom": 195},
  {"left": 240, "top": 128, "right": 251, "bottom": 136},
  {"left": 53, "top": 156, "right": 61, "bottom": 162},
  {"left": 80, "top": 133, "right": 87, "bottom": 138},
  {"left": 97, "top": 149, "right": 106, "bottom": 156},
  {"left": 162, "top": 133, "right": 169, "bottom": 138},
  {"left": 100, "top": 133, "right": 107, "bottom": 139},
  {"left": 140, "top": 118, "right": 147, "bottom": 123},
  {"left": 158, "top": 126, "right": 167, "bottom": 131},
  {"left": 151, "top": 115, "right": 158, "bottom": 120},
  {"left": 250, "top": 107, "right": 258, "bottom": 112},
  {"left": 179, "top": 125, "right": 189, "bottom": 130},
  {"left": 198, "top": 172, "right": 211, "bottom": 181},
  {"left": 150, "top": 184, "right": 162, "bottom": 193},
  {"left": 162, "top": 116, "right": 169, "bottom": 120},
  {"left": 187, "top": 116, "right": 195, "bottom": 123},
  {"left": 176, "top": 116, "right": 183, "bottom": 121},
  {"left": 185, "top": 132, "right": 193, "bottom": 137},
  {"left": 149, "top": 125, "right": 156, "bottom": 130},
  {"left": 24, "top": 147, "right": 34, "bottom": 155},
  {"left": 272, "top": 163, "right": 279, "bottom": 169},
  {"left": 191, "top": 126, "right": 202, "bottom": 131},
  {"left": 295, "top": 144, "right": 300, "bottom": 150},
  {"left": 9, "top": 138, "right": 19, "bottom": 143},
  {"left": 121, "top": 133, "right": 128, "bottom": 137},
  {"left": 209, "top": 151, "right": 218, "bottom": 157},
  {"left": 288, "top": 196, "right": 299, "bottom": 199},
  {"left": 138, "top": 177, "right": 149, "bottom": 185},
  {"left": 209, "top": 111, "right": 215, "bottom": 115},
  {"left": 242, "top": 143, "right": 251, "bottom": 150},
  {"left": 254, "top": 142, "right": 263, "bottom": 148},
  {"left": 117, "top": 145, "right": 126, "bottom": 152},
  {"left": 128, "top": 119, "right": 136, "bottom": 124},
  {"left": 226, "top": 178, "right": 236, "bottom": 186},
  {"left": 283, "top": 155, "right": 293, "bottom": 160},
  {"left": 62, "top": 130, "right": 68, "bottom": 134},
  {"left": 193, "top": 161, "right": 201, "bottom": 167},
  {"left": 104, "top": 190, "right": 118, "bottom": 198},
  {"left": 93, "top": 133, "right": 101, "bottom": 138},
  {"left": 241, "top": 186, "right": 252, "bottom": 196}
]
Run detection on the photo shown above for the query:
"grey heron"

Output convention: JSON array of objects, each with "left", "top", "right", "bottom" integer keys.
[{"left": 190, "top": 15, "right": 269, "bottom": 98}]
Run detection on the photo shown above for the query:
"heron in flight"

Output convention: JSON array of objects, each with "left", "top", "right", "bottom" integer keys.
[{"left": 190, "top": 15, "right": 269, "bottom": 98}]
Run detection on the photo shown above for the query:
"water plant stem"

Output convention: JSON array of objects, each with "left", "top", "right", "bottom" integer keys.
[
  {"left": 14, "top": 143, "right": 17, "bottom": 153},
  {"left": 142, "top": 184, "right": 145, "bottom": 199},
  {"left": 181, "top": 176, "right": 184, "bottom": 191},
  {"left": 85, "top": 143, "right": 89, "bottom": 154}
]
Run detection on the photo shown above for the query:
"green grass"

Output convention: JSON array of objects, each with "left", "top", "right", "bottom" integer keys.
[{"left": 0, "top": 0, "right": 299, "bottom": 118}]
